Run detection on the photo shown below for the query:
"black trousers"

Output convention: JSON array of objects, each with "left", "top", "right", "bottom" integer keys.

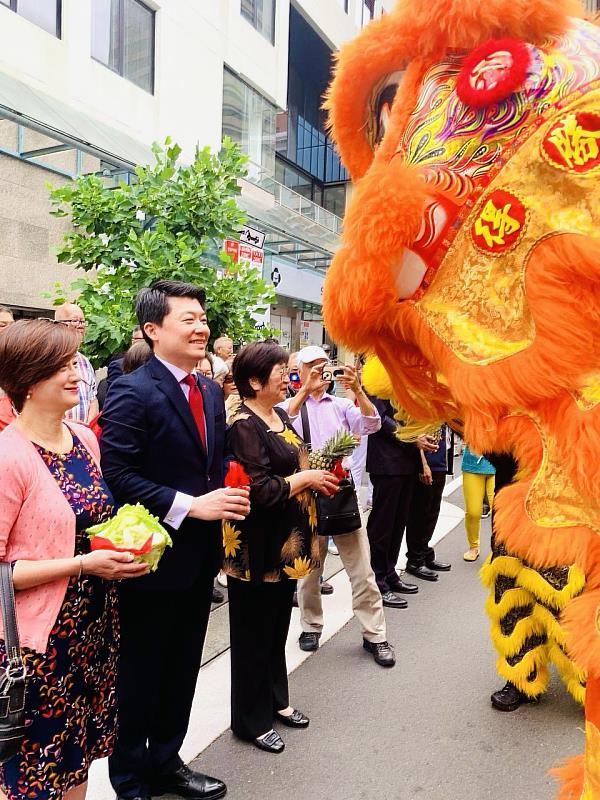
[
  {"left": 109, "top": 570, "right": 213, "bottom": 797},
  {"left": 405, "top": 471, "right": 446, "bottom": 566},
  {"left": 228, "top": 577, "right": 296, "bottom": 740},
  {"left": 367, "top": 473, "right": 416, "bottom": 592}
]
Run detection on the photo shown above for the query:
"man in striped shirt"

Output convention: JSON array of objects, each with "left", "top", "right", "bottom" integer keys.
[{"left": 55, "top": 303, "right": 98, "bottom": 423}]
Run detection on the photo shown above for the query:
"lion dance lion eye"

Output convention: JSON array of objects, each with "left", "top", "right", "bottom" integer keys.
[{"left": 368, "top": 70, "right": 404, "bottom": 149}]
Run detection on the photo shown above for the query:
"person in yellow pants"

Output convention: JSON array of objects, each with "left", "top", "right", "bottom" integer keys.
[{"left": 461, "top": 445, "right": 495, "bottom": 561}]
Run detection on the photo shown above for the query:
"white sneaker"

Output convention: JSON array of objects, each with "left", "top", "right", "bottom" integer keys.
[
  {"left": 217, "top": 572, "right": 227, "bottom": 587},
  {"left": 328, "top": 542, "right": 339, "bottom": 556}
]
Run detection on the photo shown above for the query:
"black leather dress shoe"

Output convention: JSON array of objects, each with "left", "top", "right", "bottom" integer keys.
[
  {"left": 276, "top": 709, "right": 310, "bottom": 728},
  {"left": 380, "top": 590, "right": 408, "bottom": 608},
  {"left": 298, "top": 632, "right": 320, "bottom": 651},
  {"left": 388, "top": 577, "right": 419, "bottom": 594},
  {"left": 320, "top": 580, "right": 334, "bottom": 595},
  {"left": 405, "top": 563, "right": 439, "bottom": 582},
  {"left": 151, "top": 764, "right": 227, "bottom": 799},
  {"left": 363, "top": 639, "right": 396, "bottom": 667},
  {"left": 490, "top": 681, "right": 540, "bottom": 712},
  {"left": 253, "top": 729, "right": 285, "bottom": 753},
  {"left": 426, "top": 559, "right": 451, "bottom": 572}
]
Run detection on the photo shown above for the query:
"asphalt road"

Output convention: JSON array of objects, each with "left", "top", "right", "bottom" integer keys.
[{"left": 186, "top": 495, "right": 584, "bottom": 800}]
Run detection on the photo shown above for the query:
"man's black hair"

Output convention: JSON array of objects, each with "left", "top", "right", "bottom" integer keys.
[{"left": 135, "top": 279, "right": 206, "bottom": 348}]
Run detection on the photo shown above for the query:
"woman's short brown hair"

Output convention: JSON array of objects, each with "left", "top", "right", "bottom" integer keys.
[
  {"left": 0, "top": 319, "right": 80, "bottom": 412},
  {"left": 233, "top": 341, "right": 288, "bottom": 399}
]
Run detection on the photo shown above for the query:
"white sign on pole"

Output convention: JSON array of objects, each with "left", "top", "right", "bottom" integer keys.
[{"left": 240, "top": 225, "right": 266, "bottom": 250}]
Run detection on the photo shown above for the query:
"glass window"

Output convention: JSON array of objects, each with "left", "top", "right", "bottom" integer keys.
[
  {"left": 0, "top": 0, "right": 61, "bottom": 37},
  {"left": 323, "top": 184, "right": 347, "bottom": 218},
  {"left": 222, "top": 68, "right": 277, "bottom": 176},
  {"left": 91, "top": 0, "right": 155, "bottom": 93},
  {"left": 240, "top": 0, "right": 275, "bottom": 44}
]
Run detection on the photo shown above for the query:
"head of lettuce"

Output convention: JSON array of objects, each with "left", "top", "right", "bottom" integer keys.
[{"left": 87, "top": 504, "right": 173, "bottom": 572}]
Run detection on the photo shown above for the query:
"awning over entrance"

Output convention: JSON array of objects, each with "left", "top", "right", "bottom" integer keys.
[{"left": 0, "top": 69, "right": 152, "bottom": 172}]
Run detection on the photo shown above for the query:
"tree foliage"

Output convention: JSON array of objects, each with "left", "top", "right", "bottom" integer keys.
[{"left": 48, "top": 138, "right": 276, "bottom": 366}]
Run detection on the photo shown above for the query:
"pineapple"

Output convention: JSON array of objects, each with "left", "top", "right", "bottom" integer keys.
[{"left": 307, "top": 429, "right": 357, "bottom": 470}]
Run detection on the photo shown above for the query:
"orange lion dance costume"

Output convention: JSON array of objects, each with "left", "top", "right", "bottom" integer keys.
[{"left": 323, "top": 1, "right": 600, "bottom": 796}]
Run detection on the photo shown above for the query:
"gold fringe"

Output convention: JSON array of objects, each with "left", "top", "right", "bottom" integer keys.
[
  {"left": 485, "top": 587, "right": 535, "bottom": 621},
  {"left": 480, "top": 554, "right": 523, "bottom": 586},
  {"left": 518, "top": 564, "right": 586, "bottom": 610},
  {"left": 488, "top": 612, "right": 547, "bottom": 658},
  {"left": 496, "top": 647, "right": 550, "bottom": 696}
]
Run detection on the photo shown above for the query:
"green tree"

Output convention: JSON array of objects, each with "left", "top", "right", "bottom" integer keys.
[{"left": 48, "top": 137, "right": 276, "bottom": 366}]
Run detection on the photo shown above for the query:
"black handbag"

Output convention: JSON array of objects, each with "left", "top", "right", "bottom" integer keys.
[
  {"left": 0, "top": 562, "right": 28, "bottom": 764},
  {"left": 300, "top": 405, "right": 362, "bottom": 536}
]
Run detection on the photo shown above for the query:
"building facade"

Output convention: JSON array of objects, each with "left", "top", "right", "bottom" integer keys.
[{"left": 0, "top": 0, "right": 393, "bottom": 347}]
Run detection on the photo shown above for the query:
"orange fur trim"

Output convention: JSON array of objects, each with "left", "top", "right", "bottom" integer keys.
[
  {"left": 494, "top": 481, "right": 593, "bottom": 570},
  {"left": 322, "top": 158, "right": 427, "bottom": 352},
  {"left": 326, "top": 0, "right": 581, "bottom": 179},
  {"left": 561, "top": 590, "right": 600, "bottom": 679},
  {"left": 551, "top": 755, "right": 585, "bottom": 800},
  {"left": 378, "top": 234, "right": 600, "bottom": 454}
]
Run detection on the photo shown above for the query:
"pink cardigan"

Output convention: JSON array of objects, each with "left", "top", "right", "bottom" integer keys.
[{"left": 0, "top": 421, "right": 102, "bottom": 653}]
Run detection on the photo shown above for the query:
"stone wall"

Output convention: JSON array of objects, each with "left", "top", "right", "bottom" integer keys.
[{"left": 0, "top": 123, "right": 99, "bottom": 314}]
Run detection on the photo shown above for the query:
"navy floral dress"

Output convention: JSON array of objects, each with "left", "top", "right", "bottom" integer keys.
[{"left": 0, "top": 434, "right": 119, "bottom": 799}]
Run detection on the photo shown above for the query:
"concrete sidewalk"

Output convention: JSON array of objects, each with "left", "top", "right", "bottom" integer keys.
[{"left": 188, "top": 514, "right": 584, "bottom": 800}]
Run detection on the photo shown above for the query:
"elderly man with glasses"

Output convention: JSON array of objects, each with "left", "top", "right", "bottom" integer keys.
[{"left": 54, "top": 303, "right": 98, "bottom": 423}]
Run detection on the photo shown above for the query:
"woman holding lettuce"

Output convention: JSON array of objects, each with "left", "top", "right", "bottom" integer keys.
[
  {"left": 225, "top": 341, "right": 338, "bottom": 754},
  {"left": 0, "top": 319, "right": 148, "bottom": 800}
]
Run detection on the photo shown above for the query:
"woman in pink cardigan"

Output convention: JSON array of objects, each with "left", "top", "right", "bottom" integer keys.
[{"left": 0, "top": 320, "right": 148, "bottom": 800}]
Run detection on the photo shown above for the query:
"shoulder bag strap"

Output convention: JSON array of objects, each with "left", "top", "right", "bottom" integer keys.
[
  {"left": 299, "top": 403, "right": 311, "bottom": 449},
  {"left": 0, "top": 563, "right": 21, "bottom": 673}
]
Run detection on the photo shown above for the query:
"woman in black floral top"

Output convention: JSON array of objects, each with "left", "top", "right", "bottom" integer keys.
[{"left": 226, "top": 342, "right": 339, "bottom": 754}]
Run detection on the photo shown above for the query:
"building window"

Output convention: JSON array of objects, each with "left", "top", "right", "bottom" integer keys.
[
  {"left": 240, "top": 0, "right": 275, "bottom": 44},
  {"left": 91, "top": 0, "right": 155, "bottom": 93},
  {"left": 355, "top": 0, "right": 375, "bottom": 28},
  {"left": 222, "top": 68, "right": 277, "bottom": 176},
  {"left": 0, "top": 0, "right": 61, "bottom": 37}
]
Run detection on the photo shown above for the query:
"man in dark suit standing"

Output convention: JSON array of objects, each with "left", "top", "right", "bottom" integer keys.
[
  {"left": 101, "top": 280, "right": 250, "bottom": 800},
  {"left": 366, "top": 396, "right": 437, "bottom": 607}
]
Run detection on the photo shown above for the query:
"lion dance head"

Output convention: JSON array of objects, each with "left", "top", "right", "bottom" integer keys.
[{"left": 323, "top": 1, "right": 600, "bottom": 796}]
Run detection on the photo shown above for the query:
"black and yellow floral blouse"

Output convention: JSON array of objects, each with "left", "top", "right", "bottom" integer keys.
[{"left": 223, "top": 404, "right": 319, "bottom": 585}]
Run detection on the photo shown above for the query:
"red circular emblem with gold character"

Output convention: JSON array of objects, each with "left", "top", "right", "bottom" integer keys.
[
  {"left": 471, "top": 189, "right": 527, "bottom": 255},
  {"left": 541, "top": 112, "right": 600, "bottom": 175}
]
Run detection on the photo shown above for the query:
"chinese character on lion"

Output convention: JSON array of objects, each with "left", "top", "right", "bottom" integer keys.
[{"left": 322, "top": 1, "right": 600, "bottom": 796}]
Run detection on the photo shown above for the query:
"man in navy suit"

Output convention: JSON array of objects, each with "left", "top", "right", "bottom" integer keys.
[{"left": 101, "top": 280, "right": 250, "bottom": 800}]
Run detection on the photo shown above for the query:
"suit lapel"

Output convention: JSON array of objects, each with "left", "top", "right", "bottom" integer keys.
[{"left": 149, "top": 357, "right": 204, "bottom": 457}]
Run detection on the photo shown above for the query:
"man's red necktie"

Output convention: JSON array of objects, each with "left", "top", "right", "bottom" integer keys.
[{"left": 183, "top": 374, "right": 207, "bottom": 451}]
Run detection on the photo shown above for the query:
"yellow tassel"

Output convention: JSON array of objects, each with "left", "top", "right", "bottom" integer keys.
[{"left": 362, "top": 357, "right": 395, "bottom": 400}]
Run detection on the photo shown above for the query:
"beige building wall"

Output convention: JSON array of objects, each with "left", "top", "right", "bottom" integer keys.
[{"left": 0, "top": 152, "right": 74, "bottom": 312}]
